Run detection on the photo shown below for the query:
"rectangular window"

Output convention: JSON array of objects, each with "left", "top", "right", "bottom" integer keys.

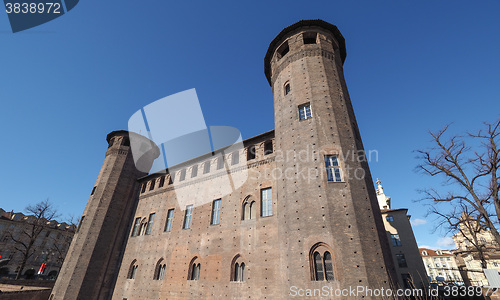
[
  {"left": 149, "top": 179, "right": 155, "bottom": 190},
  {"left": 232, "top": 151, "right": 239, "bottom": 165},
  {"left": 211, "top": 199, "right": 221, "bottom": 225},
  {"left": 264, "top": 141, "right": 273, "bottom": 155},
  {"left": 131, "top": 217, "right": 141, "bottom": 237},
  {"left": 164, "top": 209, "right": 174, "bottom": 232},
  {"left": 145, "top": 213, "right": 155, "bottom": 235},
  {"left": 179, "top": 169, "right": 186, "bottom": 181},
  {"left": 159, "top": 175, "right": 165, "bottom": 188},
  {"left": 203, "top": 161, "right": 211, "bottom": 174},
  {"left": 325, "top": 155, "right": 342, "bottom": 182},
  {"left": 91, "top": 186, "right": 96, "bottom": 195},
  {"left": 261, "top": 188, "right": 273, "bottom": 217},
  {"left": 169, "top": 173, "right": 175, "bottom": 184},
  {"left": 298, "top": 103, "right": 312, "bottom": 120},
  {"left": 191, "top": 165, "right": 198, "bottom": 178},
  {"left": 141, "top": 183, "right": 147, "bottom": 193},
  {"left": 386, "top": 216, "right": 394, "bottom": 222},
  {"left": 217, "top": 156, "right": 225, "bottom": 170},
  {"left": 396, "top": 254, "right": 408, "bottom": 268},
  {"left": 183, "top": 205, "right": 193, "bottom": 229},
  {"left": 247, "top": 145, "right": 256, "bottom": 160},
  {"left": 391, "top": 234, "right": 402, "bottom": 247}
]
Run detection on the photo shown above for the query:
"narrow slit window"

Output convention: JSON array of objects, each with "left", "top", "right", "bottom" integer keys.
[
  {"left": 159, "top": 176, "right": 165, "bottom": 188},
  {"left": 298, "top": 103, "right": 312, "bottom": 120},
  {"left": 77, "top": 216, "right": 85, "bottom": 233},
  {"left": 149, "top": 179, "right": 155, "bottom": 191},
  {"left": 90, "top": 186, "right": 96, "bottom": 195},
  {"left": 141, "top": 183, "right": 147, "bottom": 193},
  {"left": 285, "top": 83, "right": 291, "bottom": 95}
]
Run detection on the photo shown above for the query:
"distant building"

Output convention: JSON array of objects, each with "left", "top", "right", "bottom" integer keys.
[
  {"left": 377, "top": 179, "right": 429, "bottom": 289},
  {"left": 0, "top": 208, "right": 75, "bottom": 280},
  {"left": 419, "top": 248, "right": 463, "bottom": 284},
  {"left": 452, "top": 215, "right": 500, "bottom": 286}
]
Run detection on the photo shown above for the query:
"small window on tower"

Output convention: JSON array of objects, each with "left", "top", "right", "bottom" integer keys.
[
  {"left": 303, "top": 32, "right": 317, "bottom": 44},
  {"left": 285, "top": 82, "right": 291, "bottom": 95},
  {"left": 298, "top": 103, "right": 312, "bottom": 120},
  {"left": 264, "top": 141, "right": 273, "bottom": 155},
  {"left": 149, "top": 179, "right": 155, "bottom": 190},
  {"left": 277, "top": 41, "right": 289, "bottom": 60},
  {"left": 247, "top": 145, "right": 256, "bottom": 160},
  {"left": 325, "top": 155, "right": 342, "bottom": 182}
]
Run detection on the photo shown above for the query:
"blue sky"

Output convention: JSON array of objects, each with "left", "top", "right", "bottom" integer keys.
[{"left": 0, "top": 1, "right": 499, "bottom": 249}]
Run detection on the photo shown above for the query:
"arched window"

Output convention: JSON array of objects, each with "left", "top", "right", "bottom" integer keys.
[
  {"left": 242, "top": 197, "right": 256, "bottom": 220},
  {"left": 310, "top": 243, "right": 335, "bottom": 281},
  {"left": 234, "top": 263, "right": 239, "bottom": 281},
  {"left": 127, "top": 260, "right": 138, "bottom": 279},
  {"left": 323, "top": 251, "right": 334, "bottom": 281},
  {"left": 231, "top": 255, "right": 245, "bottom": 282},
  {"left": 313, "top": 252, "right": 324, "bottom": 281},
  {"left": 188, "top": 257, "right": 200, "bottom": 281},
  {"left": 154, "top": 258, "right": 166, "bottom": 280}
]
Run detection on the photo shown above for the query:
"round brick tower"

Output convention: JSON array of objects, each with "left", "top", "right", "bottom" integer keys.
[
  {"left": 51, "top": 131, "right": 159, "bottom": 300},
  {"left": 264, "top": 20, "right": 396, "bottom": 295}
]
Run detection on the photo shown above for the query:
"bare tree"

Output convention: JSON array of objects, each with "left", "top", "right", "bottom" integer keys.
[
  {"left": 7, "top": 199, "right": 58, "bottom": 280},
  {"left": 429, "top": 202, "right": 489, "bottom": 268},
  {"left": 416, "top": 119, "right": 500, "bottom": 246}
]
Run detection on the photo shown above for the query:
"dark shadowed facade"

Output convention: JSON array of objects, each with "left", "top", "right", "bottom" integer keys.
[{"left": 51, "top": 20, "right": 397, "bottom": 299}]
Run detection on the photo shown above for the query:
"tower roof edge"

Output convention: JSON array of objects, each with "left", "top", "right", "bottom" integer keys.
[{"left": 264, "top": 19, "right": 346, "bottom": 86}]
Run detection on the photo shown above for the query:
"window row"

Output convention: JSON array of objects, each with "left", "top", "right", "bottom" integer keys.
[
  {"left": 127, "top": 242, "right": 335, "bottom": 283},
  {"left": 140, "top": 142, "right": 274, "bottom": 193},
  {"left": 132, "top": 188, "right": 273, "bottom": 237},
  {"left": 127, "top": 256, "right": 246, "bottom": 282}
]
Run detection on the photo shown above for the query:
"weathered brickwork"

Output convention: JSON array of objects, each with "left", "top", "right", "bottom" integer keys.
[{"left": 52, "top": 20, "right": 397, "bottom": 300}]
